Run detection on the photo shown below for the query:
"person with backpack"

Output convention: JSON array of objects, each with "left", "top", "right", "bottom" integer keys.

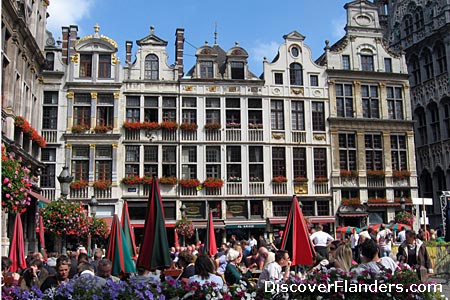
[{"left": 376, "top": 224, "right": 393, "bottom": 257}]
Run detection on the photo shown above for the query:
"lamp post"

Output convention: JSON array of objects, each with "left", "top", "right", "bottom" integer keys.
[
  {"left": 180, "top": 204, "right": 187, "bottom": 246},
  {"left": 57, "top": 167, "right": 73, "bottom": 254},
  {"left": 57, "top": 166, "right": 73, "bottom": 199},
  {"left": 400, "top": 193, "right": 406, "bottom": 212}
]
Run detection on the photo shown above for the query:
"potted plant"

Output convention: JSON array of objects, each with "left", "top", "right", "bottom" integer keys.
[
  {"left": 367, "top": 169, "right": 386, "bottom": 178},
  {"left": 93, "top": 124, "right": 113, "bottom": 133},
  {"left": 92, "top": 180, "right": 111, "bottom": 190},
  {"left": 368, "top": 198, "right": 388, "bottom": 204},
  {"left": 393, "top": 170, "right": 411, "bottom": 180},
  {"left": 180, "top": 123, "right": 198, "bottom": 131},
  {"left": 202, "top": 177, "right": 224, "bottom": 189},
  {"left": 71, "top": 124, "right": 90, "bottom": 133},
  {"left": 174, "top": 217, "right": 194, "bottom": 238},
  {"left": 70, "top": 179, "right": 88, "bottom": 190},
  {"left": 340, "top": 170, "right": 359, "bottom": 178},
  {"left": 227, "top": 176, "right": 242, "bottom": 182},
  {"left": 179, "top": 178, "right": 201, "bottom": 188},
  {"left": 249, "top": 176, "right": 262, "bottom": 182},
  {"left": 160, "top": 121, "right": 179, "bottom": 131},
  {"left": 272, "top": 176, "right": 288, "bottom": 183},
  {"left": 293, "top": 176, "right": 308, "bottom": 183},
  {"left": 204, "top": 123, "right": 221, "bottom": 131},
  {"left": 122, "top": 121, "right": 142, "bottom": 130},
  {"left": 226, "top": 122, "right": 241, "bottom": 129},
  {"left": 141, "top": 176, "right": 154, "bottom": 185},
  {"left": 158, "top": 176, "right": 178, "bottom": 185}
]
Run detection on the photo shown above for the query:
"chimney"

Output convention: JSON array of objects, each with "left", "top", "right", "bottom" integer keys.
[
  {"left": 68, "top": 25, "right": 78, "bottom": 58},
  {"left": 61, "top": 26, "right": 69, "bottom": 64},
  {"left": 125, "top": 41, "right": 133, "bottom": 64},
  {"left": 175, "top": 28, "right": 184, "bottom": 79}
]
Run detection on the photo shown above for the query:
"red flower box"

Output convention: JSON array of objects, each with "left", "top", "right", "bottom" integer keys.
[
  {"left": 392, "top": 170, "right": 411, "bottom": 180},
  {"left": 94, "top": 124, "right": 113, "bottom": 133},
  {"left": 141, "top": 122, "right": 160, "bottom": 131},
  {"left": 14, "top": 116, "right": 47, "bottom": 147},
  {"left": 272, "top": 176, "right": 287, "bottom": 183},
  {"left": 160, "top": 121, "right": 179, "bottom": 131},
  {"left": 341, "top": 198, "right": 360, "bottom": 206},
  {"left": 314, "top": 177, "right": 329, "bottom": 183},
  {"left": 293, "top": 177, "right": 308, "bottom": 183},
  {"left": 122, "top": 121, "right": 142, "bottom": 130},
  {"left": 179, "top": 179, "right": 201, "bottom": 188},
  {"left": 202, "top": 178, "right": 224, "bottom": 189},
  {"left": 93, "top": 180, "right": 111, "bottom": 190},
  {"left": 70, "top": 180, "right": 88, "bottom": 190},
  {"left": 368, "top": 198, "right": 388, "bottom": 204},
  {"left": 340, "top": 170, "right": 359, "bottom": 178},
  {"left": 159, "top": 176, "right": 178, "bottom": 185},
  {"left": 204, "top": 123, "right": 221, "bottom": 131},
  {"left": 72, "top": 124, "right": 90, "bottom": 133},
  {"left": 121, "top": 176, "right": 142, "bottom": 185},
  {"left": 367, "top": 170, "right": 386, "bottom": 178},
  {"left": 180, "top": 123, "right": 198, "bottom": 131}
]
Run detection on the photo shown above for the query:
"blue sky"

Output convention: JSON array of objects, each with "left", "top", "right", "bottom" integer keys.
[{"left": 47, "top": 0, "right": 350, "bottom": 75}]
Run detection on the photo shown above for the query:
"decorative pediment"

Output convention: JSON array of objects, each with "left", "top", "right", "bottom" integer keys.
[
  {"left": 283, "top": 31, "right": 305, "bottom": 42},
  {"left": 226, "top": 42, "right": 248, "bottom": 58},
  {"left": 195, "top": 44, "right": 218, "bottom": 58},
  {"left": 73, "top": 24, "right": 118, "bottom": 52},
  {"left": 136, "top": 26, "right": 168, "bottom": 46}
]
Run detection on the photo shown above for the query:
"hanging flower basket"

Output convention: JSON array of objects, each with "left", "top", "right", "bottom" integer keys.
[
  {"left": 179, "top": 178, "right": 201, "bottom": 188},
  {"left": 93, "top": 180, "right": 111, "bottom": 190},
  {"left": 395, "top": 211, "right": 415, "bottom": 226},
  {"left": 175, "top": 217, "right": 194, "bottom": 238},
  {"left": 180, "top": 123, "right": 198, "bottom": 131},
  {"left": 71, "top": 124, "right": 90, "bottom": 133},
  {"left": 94, "top": 124, "right": 113, "bottom": 133},
  {"left": 40, "top": 199, "right": 89, "bottom": 236},
  {"left": 160, "top": 121, "right": 179, "bottom": 131},
  {"left": 202, "top": 178, "right": 224, "bottom": 189},
  {"left": 1, "top": 145, "right": 32, "bottom": 214},
  {"left": 70, "top": 180, "right": 88, "bottom": 190},
  {"left": 158, "top": 176, "right": 178, "bottom": 185},
  {"left": 393, "top": 170, "right": 411, "bottom": 180},
  {"left": 272, "top": 176, "right": 287, "bottom": 183},
  {"left": 204, "top": 123, "right": 221, "bottom": 131}
]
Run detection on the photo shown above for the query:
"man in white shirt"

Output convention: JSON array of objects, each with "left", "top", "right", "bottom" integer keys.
[
  {"left": 376, "top": 224, "right": 393, "bottom": 257},
  {"left": 349, "top": 230, "right": 359, "bottom": 260},
  {"left": 309, "top": 224, "right": 334, "bottom": 259},
  {"left": 396, "top": 226, "right": 406, "bottom": 244},
  {"left": 256, "top": 250, "right": 291, "bottom": 289}
]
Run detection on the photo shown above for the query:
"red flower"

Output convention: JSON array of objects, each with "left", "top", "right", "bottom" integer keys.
[
  {"left": 392, "top": 170, "right": 411, "bottom": 180},
  {"left": 70, "top": 180, "right": 88, "bottom": 190},
  {"left": 122, "top": 121, "right": 142, "bottom": 130},
  {"left": 272, "top": 176, "right": 287, "bottom": 183},
  {"left": 158, "top": 176, "right": 177, "bottom": 185},
  {"left": 94, "top": 124, "right": 113, "bottom": 133},
  {"left": 202, "top": 178, "right": 223, "bottom": 189},
  {"left": 93, "top": 180, "right": 111, "bottom": 190},
  {"left": 204, "top": 123, "right": 221, "bottom": 131},
  {"left": 179, "top": 178, "right": 200, "bottom": 188},
  {"left": 180, "top": 123, "right": 198, "bottom": 131},
  {"left": 141, "top": 121, "right": 160, "bottom": 131},
  {"left": 121, "top": 176, "right": 142, "bottom": 185}
]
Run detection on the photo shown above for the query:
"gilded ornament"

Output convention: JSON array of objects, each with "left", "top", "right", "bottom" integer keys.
[
  {"left": 113, "top": 92, "right": 120, "bottom": 99},
  {"left": 89, "top": 144, "right": 96, "bottom": 148},
  {"left": 91, "top": 92, "right": 98, "bottom": 99},
  {"left": 353, "top": 81, "right": 361, "bottom": 86},
  {"left": 272, "top": 133, "right": 285, "bottom": 139},
  {"left": 208, "top": 86, "right": 217, "bottom": 92},
  {"left": 67, "top": 91, "right": 74, "bottom": 99},
  {"left": 71, "top": 54, "right": 79, "bottom": 63},
  {"left": 100, "top": 35, "right": 118, "bottom": 48},
  {"left": 291, "top": 88, "right": 304, "bottom": 95},
  {"left": 112, "top": 144, "right": 118, "bottom": 148},
  {"left": 313, "top": 134, "right": 326, "bottom": 141},
  {"left": 184, "top": 86, "right": 193, "bottom": 91}
]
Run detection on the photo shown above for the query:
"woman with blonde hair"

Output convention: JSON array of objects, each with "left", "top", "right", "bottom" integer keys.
[{"left": 333, "top": 244, "right": 353, "bottom": 272}]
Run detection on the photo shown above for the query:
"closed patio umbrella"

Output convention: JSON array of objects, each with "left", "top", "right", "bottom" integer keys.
[
  {"left": 106, "top": 214, "right": 136, "bottom": 276},
  {"left": 204, "top": 209, "right": 217, "bottom": 256},
  {"left": 121, "top": 201, "right": 137, "bottom": 259},
  {"left": 9, "top": 213, "right": 27, "bottom": 272}
]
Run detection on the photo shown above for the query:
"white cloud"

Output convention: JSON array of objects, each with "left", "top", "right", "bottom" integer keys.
[
  {"left": 46, "top": 0, "right": 95, "bottom": 37},
  {"left": 250, "top": 41, "right": 279, "bottom": 63},
  {"left": 331, "top": 15, "right": 346, "bottom": 40}
]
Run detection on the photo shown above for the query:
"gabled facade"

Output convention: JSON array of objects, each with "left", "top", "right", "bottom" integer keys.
[
  {"left": 375, "top": 0, "right": 450, "bottom": 229},
  {"left": 317, "top": 0, "right": 418, "bottom": 227}
]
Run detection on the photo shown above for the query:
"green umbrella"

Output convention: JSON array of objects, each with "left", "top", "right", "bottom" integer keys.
[{"left": 106, "top": 214, "right": 136, "bottom": 276}]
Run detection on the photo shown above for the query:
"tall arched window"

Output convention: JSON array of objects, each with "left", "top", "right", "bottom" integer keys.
[
  {"left": 403, "top": 15, "right": 413, "bottom": 37},
  {"left": 289, "top": 63, "right": 303, "bottom": 85},
  {"left": 427, "top": 102, "right": 440, "bottom": 142},
  {"left": 434, "top": 42, "right": 448, "bottom": 74},
  {"left": 414, "top": 106, "right": 427, "bottom": 146},
  {"left": 144, "top": 54, "right": 159, "bottom": 80},
  {"left": 414, "top": 7, "right": 424, "bottom": 31},
  {"left": 409, "top": 55, "right": 421, "bottom": 86},
  {"left": 421, "top": 49, "right": 434, "bottom": 80}
]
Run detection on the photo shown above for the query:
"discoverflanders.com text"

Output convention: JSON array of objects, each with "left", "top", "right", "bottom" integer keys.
[{"left": 265, "top": 280, "right": 443, "bottom": 294}]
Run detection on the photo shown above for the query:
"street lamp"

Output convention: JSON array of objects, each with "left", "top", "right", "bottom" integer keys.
[
  {"left": 89, "top": 195, "right": 98, "bottom": 218},
  {"left": 400, "top": 193, "right": 406, "bottom": 211},
  {"left": 180, "top": 204, "right": 187, "bottom": 218},
  {"left": 57, "top": 166, "right": 73, "bottom": 199}
]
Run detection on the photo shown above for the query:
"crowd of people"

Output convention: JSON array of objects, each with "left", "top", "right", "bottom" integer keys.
[{"left": 1, "top": 226, "right": 436, "bottom": 296}]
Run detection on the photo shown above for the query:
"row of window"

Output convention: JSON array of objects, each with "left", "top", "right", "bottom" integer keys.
[{"left": 409, "top": 42, "right": 447, "bottom": 86}]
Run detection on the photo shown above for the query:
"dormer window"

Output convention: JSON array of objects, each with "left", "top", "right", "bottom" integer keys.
[
  {"left": 80, "top": 54, "right": 92, "bottom": 78},
  {"left": 45, "top": 52, "right": 54, "bottom": 70},
  {"left": 289, "top": 63, "right": 303, "bottom": 85},
  {"left": 98, "top": 54, "right": 111, "bottom": 78},
  {"left": 361, "top": 54, "right": 374, "bottom": 71},
  {"left": 145, "top": 54, "right": 159, "bottom": 80},
  {"left": 200, "top": 61, "right": 213, "bottom": 78},
  {"left": 230, "top": 62, "right": 244, "bottom": 79}
]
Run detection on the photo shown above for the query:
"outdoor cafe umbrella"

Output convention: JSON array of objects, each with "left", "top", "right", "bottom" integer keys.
[
  {"left": 336, "top": 226, "right": 360, "bottom": 235},
  {"left": 136, "top": 177, "right": 171, "bottom": 270},
  {"left": 389, "top": 223, "right": 411, "bottom": 231},
  {"left": 204, "top": 209, "right": 217, "bottom": 256},
  {"left": 280, "top": 195, "right": 315, "bottom": 266},
  {"left": 106, "top": 214, "right": 136, "bottom": 276},
  {"left": 361, "top": 223, "right": 385, "bottom": 231},
  {"left": 9, "top": 213, "right": 27, "bottom": 272},
  {"left": 37, "top": 214, "right": 47, "bottom": 258},
  {"left": 121, "top": 201, "right": 137, "bottom": 259}
]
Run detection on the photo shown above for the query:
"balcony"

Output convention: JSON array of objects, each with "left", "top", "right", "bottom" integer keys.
[
  {"left": 249, "top": 182, "right": 264, "bottom": 195},
  {"left": 272, "top": 183, "right": 287, "bottom": 195},
  {"left": 181, "top": 187, "right": 198, "bottom": 196},
  {"left": 94, "top": 187, "right": 112, "bottom": 199},
  {"left": 162, "top": 130, "right": 177, "bottom": 141},
  {"left": 248, "top": 129, "right": 263, "bottom": 142},
  {"left": 226, "top": 129, "right": 241, "bottom": 141},
  {"left": 205, "top": 130, "right": 221, "bottom": 141},
  {"left": 124, "top": 129, "right": 140, "bottom": 141},
  {"left": 41, "top": 130, "right": 57, "bottom": 143},
  {"left": 70, "top": 187, "right": 88, "bottom": 199},
  {"left": 292, "top": 131, "right": 306, "bottom": 143},
  {"left": 41, "top": 188, "right": 56, "bottom": 201},
  {"left": 314, "top": 181, "right": 329, "bottom": 194},
  {"left": 181, "top": 130, "right": 197, "bottom": 141},
  {"left": 226, "top": 182, "right": 242, "bottom": 195},
  {"left": 204, "top": 188, "right": 222, "bottom": 196},
  {"left": 367, "top": 177, "right": 385, "bottom": 187}
]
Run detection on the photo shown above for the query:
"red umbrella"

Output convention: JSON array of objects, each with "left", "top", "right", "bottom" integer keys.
[
  {"left": 106, "top": 214, "right": 136, "bottom": 276},
  {"left": 281, "top": 195, "right": 315, "bottom": 266},
  {"left": 204, "top": 209, "right": 217, "bottom": 256},
  {"left": 174, "top": 229, "right": 179, "bottom": 248},
  {"left": 9, "top": 213, "right": 27, "bottom": 272},
  {"left": 136, "top": 177, "right": 171, "bottom": 270},
  {"left": 121, "top": 201, "right": 137, "bottom": 259},
  {"left": 37, "top": 215, "right": 47, "bottom": 258},
  {"left": 389, "top": 223, "right": 411, "bottom": 231}
]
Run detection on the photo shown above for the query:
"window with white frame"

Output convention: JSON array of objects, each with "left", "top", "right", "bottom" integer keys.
[
  {"left": 312, "top": 101, "right": 325, "bottom": 131},
  {"left": 361, "top": 54, "right": 374, "bottom": 71},
  {"left": 97, "top": 94, "right": 114, "bottom": 127},
  {"left": 144, "top": 146, "right": 158, "bottom": 177},
  {"left": 289, "top": 63, "right": 303, "bottom": 85},
  {"left": 248, "top": 98, "right": 262, "bottom": 128},
  {"left": 71, "top": 145, "right": 89, "bottom": 181},
  {"left": 144, "top": 96, "right": 158, "bottom": 122},
  {"left": 73, "top": 93, "right": 91, "bottom": 126},
  {"left": 291, "top": 101, "right": 305, "bottom": 131},
  {"left": 226, "top": 146, "right": 241, "bottom": 182},
  {"left": 293, "top": 147, "right": 307, "bottom": 179},
  {"left": 272, "top": 147, "right": 286, "bottom": 177},
  {"left": 79, "top": 54, "right": 92, "bottom": 78},
  {"left": 342, "top": 55, "right": 351, "bottom": 70},
  {"left": 200, "top": 61, "right": 213, "bottom": 78},
  {"left": 384, "top": 58, "right": 392, "bottom": 72},
  {"left": 126, "top": 96, "right": 140, "bottom": 122},
  {"left": 206, "top": 146, "right": 221, "bottom": 178},
  {"left": 226, "top": 98, "right": 241, "bottom": 128},
  {"left": 162, "top": 97, "right": 177, "bottom": 122},
  {"left": 313, "top": 148, "right": 327, "bottom": 179},
  {"left": 41, "top": 148, "right": 56, "bottom": 188},
  {"left": 125, "top": 145, "right": 140, "bottom": 177},
  {"left": 206, "top": 98, "right": 221, "bottom": 124},
  {"left": 182, "top": 146, "right": 197, "bottom": 179},
  {"left": 162, "top": 146, "right": 176, "bottom": 177},
  {"left": 182, "top": 97, "right": 197, "bottom": 124},
  {"left": 249, "top": 146, "right": 263, "bottom": 182},
  {"left": 43, "top": 91, "right": 58, "bottom": 129},
  {"left": 271, "top": 100, "right": 284, "bottom": 130}
]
